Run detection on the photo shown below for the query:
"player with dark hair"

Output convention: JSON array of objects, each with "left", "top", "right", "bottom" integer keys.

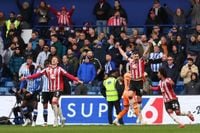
[
  {"left": 21, "top": 56, "right": 82, "bottom": 127},
  {"left": 113, "top": 46, "right": 145, "bottom": 125},
  {"left": 20, "top": 64, "right": 41, "bottom": 127},
  {"left": 157, "top": 67, "right": 194, "bottom": 128},
  {"left": 40, "top": 60, "right": 50, "bottom": 126}
]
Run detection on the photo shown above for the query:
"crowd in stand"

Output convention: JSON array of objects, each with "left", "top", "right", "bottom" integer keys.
[{"left": 0, "top": 0, "right": 200, "bottom": 95}]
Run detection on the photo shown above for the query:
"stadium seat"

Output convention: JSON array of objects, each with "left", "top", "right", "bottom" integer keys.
[
  {"left": 4, "top": 81, "right": 14, "bottom": 88},
  {"left": 175, "top": 81, "right": 184, "bottom": 95},
  {"left": 151, "top": 82, "right": 159, "bottom": 95},
  {"left": 0, "top": 87, "right": 10, "bottom": 95}
]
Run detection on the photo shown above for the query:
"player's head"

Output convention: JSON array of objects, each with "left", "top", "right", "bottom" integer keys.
[
  {"left": 51, "top": 56, "right": 60, "bottom": 66},
  {"left": 158, "top": 67, "right": 167, "bottom": 79},
  {"left": 131, "top": 51, "right": 139, "bottom": 61}
]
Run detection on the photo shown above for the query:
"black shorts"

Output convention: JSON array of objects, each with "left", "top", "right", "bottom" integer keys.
[
  {"left": 129, "top": 80, "right": 143, "bottom": 96},
  {"left": 165, "top": 100, "right": 180, "bottom": 111},
  {"left": 42, "top": 91, "right": 62, "bottom": 104},
  {"left": 41, "top": 92, "right": 52, "bottom": 104}
]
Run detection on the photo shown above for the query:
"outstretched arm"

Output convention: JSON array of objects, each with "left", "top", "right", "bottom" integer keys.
[
  {"left": 118, "top": 46, "right": 129, "bottom": 60},
  {"left": 61, "top": 67, "right": 82, "bottom": 83},
  {"left": 48, "top": 5, "right": 58, "bottom": 16},
  {"left": 68, "top": 5, "right": 75, "bottom": 16},
  {"left": 27, "top": 72, "right": 43, "bottom": 80}
]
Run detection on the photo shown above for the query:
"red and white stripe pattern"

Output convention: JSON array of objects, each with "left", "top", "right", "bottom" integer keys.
[
  {"left": 129, "top": 59, "right": 144, "bottom": 81},
  {"left": 57, "top": 12, "right": 70, "bottom": 26},
  {"left": 107, "top": 16, "right": 126, "bottom": 26},
  {"left": 159, "top": 78, "right": 177, "bottom": 102},
  {"left": 39, "top": 66, "right": 78, "bottom": 92}
]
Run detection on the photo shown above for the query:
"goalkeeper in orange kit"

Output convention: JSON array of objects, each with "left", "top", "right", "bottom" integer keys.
[{"left": 113, "top": 72, "right": 143, "bottom": 126}]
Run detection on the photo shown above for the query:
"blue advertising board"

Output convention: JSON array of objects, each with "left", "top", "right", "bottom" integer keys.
[{"left": 60, "top": 96, "right": 164, "bottom": 125}]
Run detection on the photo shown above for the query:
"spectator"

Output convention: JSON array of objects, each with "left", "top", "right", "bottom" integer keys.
[
  {"left": 0, "top": 11, "right": 5, "bottom": 27},
  {"left": 107, "top": 42, "right": 122, "bottom": 68},
  {"left": 163, "top": 55, "right": 179, "bottom": 84},
  {"left": 109, "top": 0, "right": 128, "bottom": 22},
  {"left": 158, "top": 36, "right": 168, "bottom": 56},
  {"left": 29, "top": 31, "right": 39, "bottom": 50},
  {"left": 185, "top": 72, "right": 200, "bottom": 95},
  {"left": 170, "top": 45, "right": 184, "bottom": 70},
  {"left": 77, "top": 32, "right": 86, "bottom": 49},
  {"left": 2, "top": 43, "right": 15, "bottom": 66},
  {"left": 8, "top": 47, "right": 25, "bottom": 87},
  {"left": 190, "top": 0, "right": 200, "bottom": 26},
  {"left": 16, "top": 0, "right": 35, "bottom": 27},
  {"left": 76, "top": 56, "right": 96, "bottom": 95},
  {"left": 93, "top": 0, "right": 111, "bottom": 34},
  {"left": 80, "top": 39, "right": 92, "bottom": 53},
  {"left": 60, "top": 55, "right": 73, "bottom": 95},
  {"left": 148, "top": 0, "right": 168, "bottom": 24},
  {"left": 119, "top": 31, "right": 129, "bottom": 50},
  {"left": 35, "top": 38, "right": 46, "bottom": 56},
  {"left": 187, "top": 34, "right": 200, "bottom": 56},
  {"left": 194, "top": 24, "right": 200, "bottom": 35},
  {"left": 145, "top": 10, "right": 160, "bottom": 37},
  {"left": 36, "top": 45, "right": 50, "bottom": 68},
  {"left": 148, "top": 45, "right": 163, "bottom": 82},
  {"left": 104, "top": 53, "right": 116, "bottom": 76},
  {"left": 4, "top": 12, "right": 20, "bottom": 37},
  {"left": 180, "top": 57, "right": 199, "bottom": 94},
  {"left": 93, "top": 39, "right": 107, "bottom": 66},
  {"left": 107, "top": 11, "right": 127, "bottom": 37},
  {"left": 48, "top": 46, "right": 58, "bottom": 61},
  {"left": 164, "top": 5, "right": 186, "bottom": 25},
  {"left": 50, "top": 34, "right": 63, "bottom": 58},
  {"left": 48, "top": 4, "right": 75, "bottom": 27},
  {"left": 136, "top": 34, "right": 151, "bottom": 57},
  {"left": 34, "top": 0, "right": 50, "bottom": 38},
  {"left": 16, "top": 14, "right": 30, "bottom": 29},
  {"left": 66, "top": 49, "right": 79, "bottom": 76},
  {"left": 87, "top": 27, "right": 98, "bottom": 43},
  {"left": 87, "top": 50, "right": 103, "bottom": 93},
  {"left": 24, "top": 42, "right": 36, "bottom": 61}
]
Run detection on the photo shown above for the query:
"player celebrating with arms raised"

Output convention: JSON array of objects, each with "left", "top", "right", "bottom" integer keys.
[
  {"left": 157, "top": 67, "right": 194, "bottom": 128},
  {"left": 113, "top": 45, "right": 145, "bottom": 125},
  {"left": 21, "top": 56, "right": 83, "bottom": 127}
]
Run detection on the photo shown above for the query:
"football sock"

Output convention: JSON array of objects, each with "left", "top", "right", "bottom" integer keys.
[
  {"left": 43, "top": 109, "right": 48, "bottom": 123},
  {"left": 33, "top": 109, "right": 38, "bottom": 122}
]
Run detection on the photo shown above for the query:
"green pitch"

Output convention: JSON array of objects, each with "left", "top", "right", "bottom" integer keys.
[{"left": 0, "top": 125, "right": 200, "bottom": 133}]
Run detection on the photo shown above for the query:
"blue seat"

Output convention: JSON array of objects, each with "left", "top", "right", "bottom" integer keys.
[
  {"left": 4, "top": 81, "right": 14, "bottom": 87},
  {"left": 175, "top": 81, "right": 184, "bottom": 94},
  {"left": 0, "top": 87, "right": 10, "bottom": 95},
  {"left": 151, "top": 82, "right": 159, "bottom": 95}
]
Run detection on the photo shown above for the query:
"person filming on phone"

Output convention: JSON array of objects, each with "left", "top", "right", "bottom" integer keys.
[{"left": 180, "top": 57, "right": 199, "bottom": 94}]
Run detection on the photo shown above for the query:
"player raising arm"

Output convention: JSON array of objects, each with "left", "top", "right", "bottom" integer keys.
[{"left": 113, "top": 45, "right": 145, "bottom": 125}]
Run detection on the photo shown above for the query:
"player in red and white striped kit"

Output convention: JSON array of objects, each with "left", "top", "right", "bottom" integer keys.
[
  {"left": 157, "top": 67, "right": 194, "bottom": 128},
  {"left": 113, "top": 46, "right": 144, "bottom": 125},
  {"left": 22, "top": 56, "right": 82, "bottom": 127}
]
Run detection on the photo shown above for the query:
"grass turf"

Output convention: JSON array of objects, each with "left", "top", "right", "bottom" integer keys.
[{"left": 0, "top": 125, "right": 200, "bottom": 133}]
